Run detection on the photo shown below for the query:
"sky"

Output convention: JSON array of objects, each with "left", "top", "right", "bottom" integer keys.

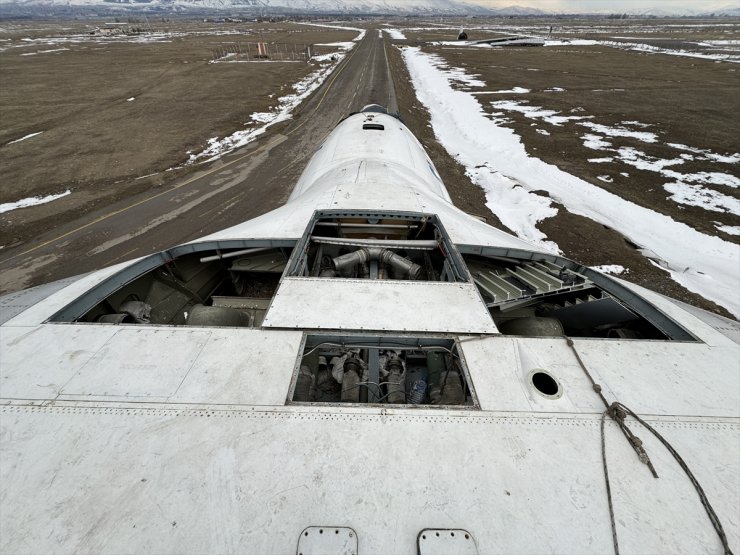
[{"left": 477, "top": 0, "right": 736, "bottom": 11}]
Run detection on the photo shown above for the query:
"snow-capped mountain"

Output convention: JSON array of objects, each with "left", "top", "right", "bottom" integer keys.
[
  {"left": 0, "top": 0, "right": 492, "bottom": 15},
  {"left": 0, "top": 0, "right": 734, "bottom": 17},
  {"left": 0, "top": 0, "right": 555, "bottom": 16}
]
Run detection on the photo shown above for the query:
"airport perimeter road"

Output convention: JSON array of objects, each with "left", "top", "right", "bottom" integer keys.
[{"left": 0, "top": 28, "right": 399, "bottom": 294}]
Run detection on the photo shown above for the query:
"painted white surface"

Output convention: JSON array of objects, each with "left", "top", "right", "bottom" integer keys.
[
  {"left": 200, "top": 113, "right": 540, "bottom": 253},
  {"left": 1, "top": 404, "right": 737, "bottom": 554},
  {"left": 168, "top": 329, "right": 302, "bottom": 405},
  {"left": 461, "top": 335, "right": 740, "bottom": 417},
  {"left": 263, "top": 277, "right": 497, "bottom": 334},
  {"left": 0, "top": 325, "right": 120, "bottom": 399},
  {"left": 1, "top": 326, "right": 303, "bottom": 406},
  {"left": 60, "top": 327, "right": 213, "bottom": 400},
  {"left": 1, "top": 102, "right": 738, "bottom": 555}
]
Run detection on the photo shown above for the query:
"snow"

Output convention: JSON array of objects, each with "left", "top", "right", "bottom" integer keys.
[
  {"left": 578, "top": 121, "right": 659, "bottom": 143},
  {"left": 582, "top": 134, "right": 612, "bottom": 150},
  {"left": 315, "top": 41, "right": 355, "bottom": 49},
  {"left": 715, "top": 224, "right": 740, "bottom": 236},
  {"left": 401, "top": 46, "right": 740, "bottom": 317},
  {"left": 545, "top": 39, "right": 599, "bottom": 46},
  {"left": 664, "top": 183, "right": 740, "bottom": 215},
  {"left": 189, "top": 26, "right": 363, "bottom": 163},
  {"left": 445, "top": 67, "right": 485, "bottom": 88},
  {"left": 606, "top": 40, "right": 740, "bottom": 63},
  {"left": 384, "top": 29, "right": 407, "bottom": 40},
  {"left": 544, "top": 87, "right": 565, "bottom": 92},
  {"left": 661, "top": 171, "right": 740, "bottom": 188},
  {"left": 545, "top": 38, "right": 740, "bottom": 63},
  {"left": 616, "top": 147, "right": 685, "bottom": 172},
  {"left": 299, "top": 22, "right": 366, "bottom": 42},
  {"left": 0, "top": 190, "right": 71, "bottom": 214},
  {"left": 621, "top": 120, "right": 652, "bottom": 128},
  {"left": 489, "top": 99, "right": 590, "bottom": 126},
  {"left": 19, "top": 48, "right": 69, "bottom": 56},
  {"left": 250, "top": 112, "right": 274, "bottom": 124},
  {"left": 591, "top": 265, "right": 629, "bottom": 275},
  {"left": 667, "top": 143, "right": 740, "bottom": 164},
  {"left": 7, "top": 132, "right": 42, "bottom": 145},
  {"left": 490, "top": 87, "right": 530, "bottom": 94},
  {"left": 536, "top": 129, "right": 550, "bottom": 136},
  {"left": 468, "top": 163, "right": 560, "bottom": 252},
  {"left": 467, "top": 68, "right": 738, "bottom": 221}
]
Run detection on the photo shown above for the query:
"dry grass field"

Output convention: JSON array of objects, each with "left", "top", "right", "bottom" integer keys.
[
  {"left": 0, "top": 20, "right": 355, "bottom": 247},
  {"left": 401, "top": 21, "right": 739, "bottom": 236}
]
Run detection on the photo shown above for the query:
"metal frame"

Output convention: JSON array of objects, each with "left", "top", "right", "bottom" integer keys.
[
  {"left": 49, "top": 239, "right": 296, "bottom": 323},
  {"left": 458, "top": 244, "right": 698, "bottom": 342},
  {"left": 285, "top": 332, "right": 481, "bottom": 410},
  {"left": 286, "top": 210, "right": 471, "bottom": 282}
]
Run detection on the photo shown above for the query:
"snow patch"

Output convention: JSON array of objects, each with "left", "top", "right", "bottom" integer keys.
[
  {"left": 715, "top": 224, "right": 740, "bottom": 236},
  {"left": 621, "top": 120, "right": 653, "bottom": 128},
  {"left": 7, "top": 132, "right": 42, "bottom": 145},
  {"left": 617, "top": 147, "right": 685, "bottom": 172},
  {"left": 299, "top": 22, "right": 365, "bottom": 42},
  {"left": 667, "top": 143, "right": 740, "bottom": 164},
  {"left": 660, "top": 171, "right": 740, "bottom": 188},
  {"left": 664, "top": 183, "right": 740, "bottom": 215},
  {"left": 490, "top": 87, "right": 530, "bottom": 94},
  {"left": 0, "top": 189, "right": 71, "bottom": 214},
  {"left": 578, "top": 121, "right": 659, "bottom": 143},
  {"left": 582, "top": 134, "right": 612, "bottom": 150},
  {"left": 490, "top": 99, "right": 590, "bottom": 126},
  {"left": 591, "top": 265, "right": 629, "bottom": 275},
  {"left": 384, "top": 29, "right": 407, "bottom": 40},
  {"left": 546, "top": 38, "right": 740, "bottom": 63},
  {"left": 19, "top": 47, "right": 69, "bottom": 56}
]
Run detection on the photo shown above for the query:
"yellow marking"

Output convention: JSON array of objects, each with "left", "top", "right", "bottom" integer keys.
[{"left": 108, "top": 247, "right": 139, "bottom": 264}]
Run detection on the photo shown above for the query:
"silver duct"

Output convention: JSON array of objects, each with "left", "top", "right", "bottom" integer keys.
[{"left": 332, "top": 247, "right": 423, "bottom": 280}]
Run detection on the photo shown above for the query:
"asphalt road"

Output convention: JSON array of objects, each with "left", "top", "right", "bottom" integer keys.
[{"left": 0, "top": 27, "right": 398, "bottom": 294}]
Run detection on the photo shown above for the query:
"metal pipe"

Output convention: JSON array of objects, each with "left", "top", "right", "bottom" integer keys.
[
  {"left": 312, "top": 236, "right": 437, "bottom": 250},
  {"left": 313, "top": 223, "right": 417, "bottom": 229},
  {"left": 199, "top": 247, "right": 271, "bottom": 263},
  {"left": 332, "top": 247, "right": 423, "bottom": 280}
]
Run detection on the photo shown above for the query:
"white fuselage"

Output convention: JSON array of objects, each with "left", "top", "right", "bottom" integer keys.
[{"left": 1, "top": 111, "right": 738, "bottom": 555}]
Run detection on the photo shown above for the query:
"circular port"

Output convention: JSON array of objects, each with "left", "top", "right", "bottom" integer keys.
[{"left": 529, "top": 369, "right": 562, "bottom": 399}]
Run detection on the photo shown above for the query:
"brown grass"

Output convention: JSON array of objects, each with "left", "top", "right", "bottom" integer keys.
[{"left": 0, "top": 20, "right": 355, "bottom": 205}]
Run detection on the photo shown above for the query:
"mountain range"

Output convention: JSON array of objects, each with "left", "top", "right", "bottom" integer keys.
[{"left": 0, "top": 0, "right": 738, "bottom": 17}]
